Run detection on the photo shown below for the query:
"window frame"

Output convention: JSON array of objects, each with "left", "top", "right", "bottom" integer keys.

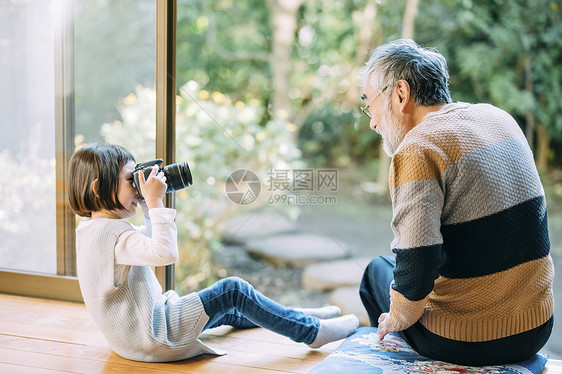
[{"left": 0, "top": 0, "right": 177, "bottom": 301}]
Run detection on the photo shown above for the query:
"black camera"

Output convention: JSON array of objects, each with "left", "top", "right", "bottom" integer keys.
[{"left": 132, "top": 159, "right": 193, "bottom": 199}]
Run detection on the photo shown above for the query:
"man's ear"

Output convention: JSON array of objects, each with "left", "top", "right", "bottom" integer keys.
[
  {"left": 395, "top": 79, "right": 411, "bottom": 112},
  {"left": 92, "top": 178, "right": 100, "bottom": 198}
]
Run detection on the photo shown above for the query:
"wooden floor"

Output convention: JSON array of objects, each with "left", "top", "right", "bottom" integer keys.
[
  {"left": 1, "top": 293, "right": 561, "bottom": 374},
  {"left": 0, "top": 293, "right": 340, "bottom": 373}
]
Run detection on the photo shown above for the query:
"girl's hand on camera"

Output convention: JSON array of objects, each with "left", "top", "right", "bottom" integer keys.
[{"left": 139, "top": 165, "right": 167, "bottom": 209}]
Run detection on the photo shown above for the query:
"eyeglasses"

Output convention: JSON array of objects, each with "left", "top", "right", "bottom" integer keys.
[{"left": 360, "top": 85, "right": 391, "bottom": 119}]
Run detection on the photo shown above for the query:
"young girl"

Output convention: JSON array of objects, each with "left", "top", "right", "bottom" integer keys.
[{"left": 68, "top": 144, "right": 358, "bottom": 362}]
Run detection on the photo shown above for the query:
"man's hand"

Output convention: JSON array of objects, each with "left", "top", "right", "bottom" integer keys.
[
  {"left": 139, "top": 165, "right": 167, "bottom": 209},
  {"left": 378, "top": 281, "right": 399, "bottom": 340},
  {"left": 377, "top": 312, "right": 399, "bottom": 341}
]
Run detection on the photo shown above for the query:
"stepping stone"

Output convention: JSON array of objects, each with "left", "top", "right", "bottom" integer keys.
[
  {"left": 330, "top": 286, "right": 370, "bottom": 327},
  {"left": 302, "top": 258, "right": 372, "bottom": 291},
  {"left": 221, "top": 212, "right": 296, "bottom": 245},
  {"left": 244, "top": 233, "right": 350, "bottom": 267}
]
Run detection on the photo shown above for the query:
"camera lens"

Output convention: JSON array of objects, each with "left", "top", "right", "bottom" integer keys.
[
  {"left": 132, "top": 160, "right": 193, "bottom": 199},
  {"left": 162, "top": 161, "right": 193, "bottom": 193}
]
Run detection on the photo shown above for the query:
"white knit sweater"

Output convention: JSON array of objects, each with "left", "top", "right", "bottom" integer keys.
[{"left": 76, "top": 214, "right": 221, "bottom": 362}]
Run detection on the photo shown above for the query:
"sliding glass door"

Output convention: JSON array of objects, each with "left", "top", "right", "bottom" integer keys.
[
  {"left": 0, "top": 1, "right": 58, "bottom": 275},
  {"left": 0, "top": 0, "right": 174, "bottom": 300}
]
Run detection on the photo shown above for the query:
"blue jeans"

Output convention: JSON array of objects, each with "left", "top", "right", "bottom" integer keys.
[
  {"left": 198, "top": 277, "right": 320, "bottom": 344},
  {"left": 359, "top": 256, "right": 554, "bottom": 366}
]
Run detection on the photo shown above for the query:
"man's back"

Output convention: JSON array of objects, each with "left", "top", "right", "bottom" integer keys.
[{"left": 389, "top": 102, "right": 554, "bottom": 342}]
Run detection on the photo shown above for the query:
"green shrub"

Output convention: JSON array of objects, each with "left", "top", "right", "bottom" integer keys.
[{"left": 298, "top": 105, "right": 380, "bottom": 167}]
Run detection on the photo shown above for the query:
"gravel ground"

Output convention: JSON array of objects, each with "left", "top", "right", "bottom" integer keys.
[{"left": 218, "top": 244, "right": 332, "bottom": 308}]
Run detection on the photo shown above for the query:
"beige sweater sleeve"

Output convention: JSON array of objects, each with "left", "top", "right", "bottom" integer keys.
[{"left": 388, "top": 288, "right": 429, "bottom": 331}]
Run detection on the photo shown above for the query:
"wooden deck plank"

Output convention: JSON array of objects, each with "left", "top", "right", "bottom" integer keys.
[
  {"left": 0, "top": 362, "right": 66, "bottom": 374},
  {"left": 0, "top": 294, "right": 88, "bottom": 319},
  {"left": 0, "top": 295, "right": 338, "bottom": 356},
  {"left": 0, "top": 340, "right": 308, "bottom": 374},
  {"left": 0, "top": 334, "right": 324, "bottom": 374},
  {"left": 0, "top": 311, "right": 336, "bottom": 360},
  {"left": 0, "top": 319, "right": 110, "bottom": 347},
  {"left": 1, "top": 293, "right": 561, "bottom": 373},
  {"left": 0, "top": 293, "right": 335, "bottom": 373}
]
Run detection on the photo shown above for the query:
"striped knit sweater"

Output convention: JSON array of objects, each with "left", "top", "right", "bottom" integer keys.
[
  {"left": 387, "top": 102, "right": 554, "bottom": 342},
  {"left": 76, "top": 218, "right": 222, "bottom": 362}
]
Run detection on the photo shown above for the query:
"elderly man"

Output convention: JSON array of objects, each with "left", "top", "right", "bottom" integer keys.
[{"left": 358, "top": 39, "right": 554, "bottom": 366}]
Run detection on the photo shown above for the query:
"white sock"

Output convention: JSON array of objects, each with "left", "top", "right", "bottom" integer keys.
[
  {"left": 308, "top": 314, "right": 359, "bottom": 349},
  {"left": 294, "top": 305, "right": 341, "bottom": 319}
]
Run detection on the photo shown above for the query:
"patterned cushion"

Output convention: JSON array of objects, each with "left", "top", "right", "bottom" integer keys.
[{"left": 310, "top": 327, "right": 548, "bottom": 374}]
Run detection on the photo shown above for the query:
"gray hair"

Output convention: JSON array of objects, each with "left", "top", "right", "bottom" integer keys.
[{"left": 361, "top": 39, "right": 452, "bottom": 106}]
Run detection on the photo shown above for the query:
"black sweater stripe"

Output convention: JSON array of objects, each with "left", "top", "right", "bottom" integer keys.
[
  {"left": 391, "top": 195, "right": 549, "bottom": 300},
  {"left": 440, "top": 195, "right": 549, "bottom": 279},
  {"left": 392, "top": 244, "right": 445, "bottom": 301}
]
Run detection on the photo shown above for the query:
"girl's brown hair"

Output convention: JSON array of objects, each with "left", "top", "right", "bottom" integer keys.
[{"left": 68, "top": 144, "right": 135, "bottom": 217}]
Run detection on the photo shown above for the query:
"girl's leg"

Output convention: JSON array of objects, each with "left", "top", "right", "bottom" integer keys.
[
  {"left": 198, "top": 277, "right": 319, "bottom": 344},
  {"left": 205, "top": 309, "right": 258, "bottom": 330},
  {"left": 205, "top": 306, "right": 341, "bottom": 331},
  {"left": 198, "top": 277, "right": 358, "bottom": 346}
]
